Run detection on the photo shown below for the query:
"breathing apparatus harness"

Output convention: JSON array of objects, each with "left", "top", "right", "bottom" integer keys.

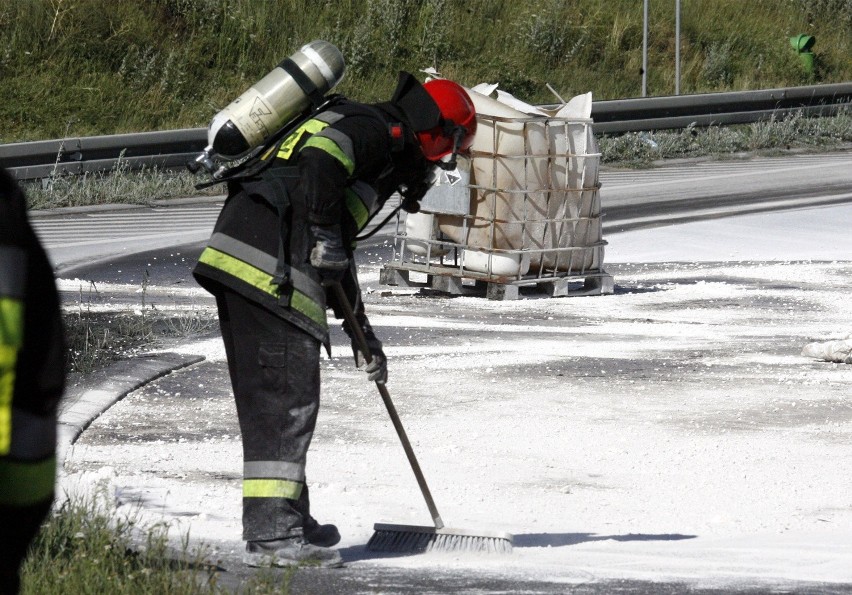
[
  {"left": 196, "top": 71, "right": 461, "bottom": 245},
  {"left": 192, "top": 94, "right": 340, "bottom": 191}
]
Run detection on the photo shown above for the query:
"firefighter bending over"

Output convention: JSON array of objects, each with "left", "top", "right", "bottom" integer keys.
[{"left": 193, "top": 72, "right": 476, "bottom": 568}]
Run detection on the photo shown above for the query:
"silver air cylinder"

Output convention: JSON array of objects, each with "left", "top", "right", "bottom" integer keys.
[{"left": 200, "top": 40, "right": 345, "bottom": 168}]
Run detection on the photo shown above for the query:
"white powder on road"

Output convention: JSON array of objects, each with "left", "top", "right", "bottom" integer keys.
[{"left": 60, "top": 205, "right": 852, "bottom": 590}]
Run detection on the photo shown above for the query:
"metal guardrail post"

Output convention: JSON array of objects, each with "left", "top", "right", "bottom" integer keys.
[
  {"left": 675, "top": 0, "right": 681, "bottom": 96},
  {"left": 642, "top": 0, "right": 649, "bottom": 98}
]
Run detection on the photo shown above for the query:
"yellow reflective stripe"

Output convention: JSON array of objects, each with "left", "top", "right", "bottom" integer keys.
[
  {"left": 207, "top": 233, "right": 327, "bottom": 308},
  {"left": 317, "top": 128, "right": 354, "bottom": 163},
  {"left": 0, "top": 295, "right": 22, "bottom": 456},
  {"left": 198, "top": 247, "right": 327, "bottom": 328},
  {"left": 0, "top": 354, "right": 14, "bottom": 455},
  {"left": 276, "top": 119, "right": 329, "bottom": 161},
  {"left": 290, "top": 289, "right": 326, "bottom": 329},
  {"left": 345, "top": 188, "right": 369, "bottom": 230},
  {"left": 0, "top": 297, "right": 24, "bottom": 347},
  {"left": 0, "top": 457, "right": 56, "bottom": 506},
  {"left": 302, "top": 136, "right": 355, "bottom": 175},
  {"left": 243, "top": 478, "right": 302, "bottom": 499},
  {"left": 199, "top": 247, "right": 278, "bottom": 297}
]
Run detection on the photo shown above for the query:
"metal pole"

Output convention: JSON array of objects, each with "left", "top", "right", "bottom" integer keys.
[
  {"left": 675, "top": 0, "right": 681, "bottom": 95},
  {"left": 642, "top": 0, "right": 649, "bottom": 97}
]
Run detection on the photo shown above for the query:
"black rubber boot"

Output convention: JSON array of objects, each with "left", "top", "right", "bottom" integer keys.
[
  {"left": 303, "top": 517, "right": 341, "bottom": 547},
  {"left": 243, "top": 537, "right": 343, "bottom": 568}
]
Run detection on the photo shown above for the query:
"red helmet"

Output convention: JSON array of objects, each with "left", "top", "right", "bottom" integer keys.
[{"left": 417, "top": 79, "right": 477, "bottom": 162}]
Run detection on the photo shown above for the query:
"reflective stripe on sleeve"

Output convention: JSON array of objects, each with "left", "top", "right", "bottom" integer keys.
[
  {"left": 345, "top": 189, "right": 369, "bottom": 230},
  {"left": 301, "top": 136, "right": 355, "bottom": 175},
  {"left": 345, "top": 181, "right": 380, "bottom": 232},
  {"left": 0, "top": 456, "right": 56, "bottom": 506},
  {"left": 0, "top": 297, "right": 25, "bottom": 347},
  {"left": 0, "top": 358, "right": 13, "bottom": 455},
  {"left": 0, "top": 294, "right": 23, "bottom": 455},
  {"left": 313, "top": 128, "right": 354, "bottom": 165},
  {"left": 243, "top": 478, "right": 302, "bottom": 500}
]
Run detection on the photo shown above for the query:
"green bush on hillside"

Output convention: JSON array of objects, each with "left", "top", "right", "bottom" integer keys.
[{"left": 1, "top": 0, "right": 850, "bottom": 142}]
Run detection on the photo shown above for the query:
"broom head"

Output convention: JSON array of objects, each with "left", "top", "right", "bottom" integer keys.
[{"left": 367, "top": 523, "right": 513, "bottom": 554}]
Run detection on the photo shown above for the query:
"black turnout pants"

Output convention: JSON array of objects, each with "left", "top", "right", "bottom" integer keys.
[
  {"left": 0, "top": 500, "right": 52, "bottom": 594},
  {"left": 215, "top": 290, "right": 321, "bottom": 541}
]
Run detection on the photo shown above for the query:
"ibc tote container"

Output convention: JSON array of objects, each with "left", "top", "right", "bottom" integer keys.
[{"left": 382, "top": 87, "right": 613, "bottom": 300}]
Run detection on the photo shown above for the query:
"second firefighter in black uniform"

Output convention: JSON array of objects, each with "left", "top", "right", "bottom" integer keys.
[
  {"left": 193, "top": 72, "right": 476, "bottom": 568},
  {"left": 0, "top": 167, "right": 66, "bottom": 594}
]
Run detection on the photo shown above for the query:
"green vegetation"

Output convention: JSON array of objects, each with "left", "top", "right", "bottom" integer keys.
[
  {"left": 599, "top": 109, "right": 852, "bottom": 167},
  {"left": 21, "top": 495, "right": 221, "bottom": 594},
  {"left": 21, "top": 493, "right": 294, "bottom": 593},
  {"left": 64, "top": 278, "right": 217, "bottom": 374},
  {"left": 64, "top": 305, "right": 218, "bottom": 374},
  {"left": 2, "top": 0, "right": 850, "bottom": 143},
  {"left": 26, "top": 156, "right": 222, "bottom": 210}
]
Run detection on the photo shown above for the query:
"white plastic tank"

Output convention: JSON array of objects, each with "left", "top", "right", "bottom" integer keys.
[
  {"left": 437, "top": 88, "right": 536, "bottom": 276},
  {"left": 403, "top": 83, "right": 603, "bottom": 278}
]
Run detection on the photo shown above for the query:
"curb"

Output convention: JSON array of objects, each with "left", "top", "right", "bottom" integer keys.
[
  {"left": 29, "top": 194, "right": 226, "bottom": 219},
  {"left": 57, "top": 352, "right": 205, "bottom": 463}
]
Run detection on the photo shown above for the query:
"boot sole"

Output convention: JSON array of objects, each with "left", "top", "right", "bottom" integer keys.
[{"left": 243, "top": 551, "right": 344, "bottom": 569}]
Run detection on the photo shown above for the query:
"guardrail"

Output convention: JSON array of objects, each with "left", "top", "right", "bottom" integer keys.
[
  {"left": 2, "top": 82, "right": 850, "bottom": 181},
  {"left": 0, "top": 128, "right": 208, "bottom": 181},
  {"left": 586, "top": 82, "right": 852, "bottom": 133}
]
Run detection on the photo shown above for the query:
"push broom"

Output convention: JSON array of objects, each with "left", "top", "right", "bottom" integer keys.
[{"left": 331, "top": 282, "right": 513, "bottom": 554}]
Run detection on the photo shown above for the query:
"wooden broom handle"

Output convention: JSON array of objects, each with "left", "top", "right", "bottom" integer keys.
[{"left": 331, "top": 282, "right": 445, "bottom": 529}]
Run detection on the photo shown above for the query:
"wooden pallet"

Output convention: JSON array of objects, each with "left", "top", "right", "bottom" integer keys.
[{"left": 380, "top": 264, "right": 614, "bottom": 301}]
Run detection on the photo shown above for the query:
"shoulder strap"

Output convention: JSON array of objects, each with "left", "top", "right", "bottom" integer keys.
[
  {"left": 280, "top": 58, "right": 325, "bottom": 109},
  {"left": 360, "top": 104, "right": 406, "bottom": 153}
]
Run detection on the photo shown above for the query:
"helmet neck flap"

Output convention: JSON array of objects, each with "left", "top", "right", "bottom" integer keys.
[{"left": 379, "top": 71, "right": 475, "bottom": 170}]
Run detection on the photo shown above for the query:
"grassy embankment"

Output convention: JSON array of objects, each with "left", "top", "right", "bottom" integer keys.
[{"left": 3, "top": 0, "right": 851, "bottom": 140}]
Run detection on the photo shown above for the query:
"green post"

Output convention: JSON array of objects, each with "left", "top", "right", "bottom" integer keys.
[{"left": 789, "top": 34, "right": 816, "bottom": 74}]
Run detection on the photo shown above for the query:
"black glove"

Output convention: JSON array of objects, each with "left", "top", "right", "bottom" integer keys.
[
  {"left": 344, "top": 315, "right": 388, "bottom": 384},
  {"left": 310, "top": 224, "right": 349, "bottom": 282},
  {"left": 354, "top": 345, "right": 388, "bottom": 384},
  {"left": 399, "top": 174, "right": 433, "bottom": 214}
]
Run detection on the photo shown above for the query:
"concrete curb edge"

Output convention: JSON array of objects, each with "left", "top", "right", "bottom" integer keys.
[{"left": 57, "top": 352, "right": 205, "bottom": 463}]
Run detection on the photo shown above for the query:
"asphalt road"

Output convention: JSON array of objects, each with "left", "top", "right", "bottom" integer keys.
[
  {"left": 62, "top": 255, "right": 852, "bottom": 594},
  {"left": 599, "top": 152, "right": 852, "bottom": 232},
  {"left": 50, "top": 151, "right": 852, "bottom": 594},
  {"left": 33, "top": 151, "right": 852, "bottom": 277}
]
